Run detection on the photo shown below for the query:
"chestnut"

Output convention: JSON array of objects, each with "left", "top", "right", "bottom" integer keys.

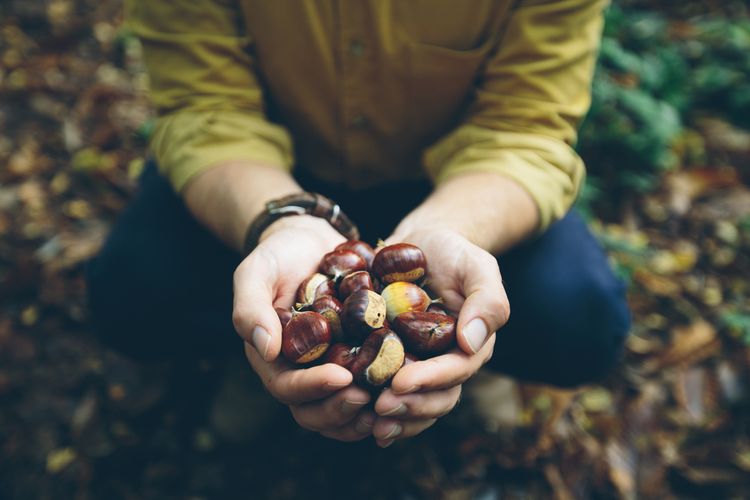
[
  {"left": 281, "top": 311, "right": 332, "bottom": 364},
  {"left": 311, "top": 295, "right": 344, "bottom": 342},
  {"left": 296, "top": 273, "right": 336, "bottom": 307},
  {"left": 335, "top": 240, "right": 376, "bottom": 268},
  {"left": 381, "top": 281, "right": 433, "bottom": 321},
  {"left": 371, "top": 243, "right": 427, "bottom": 284},
  {"left": 275, "top": 307, "right": 294, "bottom": 328},
  {"left": 338, "top": 270, "right": 375, "bottom": 300},
  {"left": 319, "top": 249, "right": 367, "bottom": 281},
  {"left": 391, "top": 311, "right": 456, "bottom": 356},
  {"left": 341, "top": 289, "right": 387, "bottom": 341},
  {"left": 427, "top": 303, "right": 449, "bottom": 315},
  {"left": 349, "top": 329, "right": 405, "bottom": 387},
  {"left": 323, "top": 343, "right": 359, "bottom": 370}
]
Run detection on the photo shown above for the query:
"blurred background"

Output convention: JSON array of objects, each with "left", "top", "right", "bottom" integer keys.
[{"left": 1, "top": 0, "right": 749, "bottom": 498}]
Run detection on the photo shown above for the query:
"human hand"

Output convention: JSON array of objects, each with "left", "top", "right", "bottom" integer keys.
[
  {"left": 233, "top": 216, "right": 375, "bottom": 441},
  {"left": 371, "top": 228, "right": 509, "bottom": 447}
]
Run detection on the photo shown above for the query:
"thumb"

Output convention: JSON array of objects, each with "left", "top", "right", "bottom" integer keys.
[
  {"left": 232, "top": 254, "right": 283, "bottom": 362},
  {"left": 456, "top": 253, "right": 510, "bottom": 355}
]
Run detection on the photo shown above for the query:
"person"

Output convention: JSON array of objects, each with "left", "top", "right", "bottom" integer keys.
[{"left": 87, "top": 0, "right": 630, "bottom": 448}]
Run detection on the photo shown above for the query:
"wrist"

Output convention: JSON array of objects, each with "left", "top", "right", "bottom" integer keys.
[
  {"left": 244, "top": 192, "right": 359, "bottom": 254},
  {"left": 391, "top": 173, "right": 539, "bottom": 254},
  {"left": 259, "top": 214, "right": 343, "bottom": 244},
  {"left": 183, "top": 160, "right": 301, "bottom": 251}
]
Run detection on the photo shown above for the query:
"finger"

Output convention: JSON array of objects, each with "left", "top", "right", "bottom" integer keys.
[
  {"left": 245, "top": 342, "right": 352, "bottom": 404},
  {"left": 374, "top": 386, "right": 461, "bottom": 419},
  {"left": 389, "top": 336, "right": 495, "bottom": 394},
  {"left": 289, "top": 385, "right": 372, "bottom": 431},
  {"left": 456, "top": 251, "right": 509, "bottom": 355},
  {"left": 373, "top": 417, "right": 437, "bottom": 447},
  {"left": 319, "top": 411, "right": 376, "bottom": 442},
  {"left": 233, "top": 250, "right": 283, "bottom": 361}
]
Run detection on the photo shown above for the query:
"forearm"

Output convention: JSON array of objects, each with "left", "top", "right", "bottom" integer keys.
[
  {"left": 183, "top": 161, "right": 302, "bottom": 252},
  {"left": 391, "top": 172, "right": 540, "bottom": 255}
]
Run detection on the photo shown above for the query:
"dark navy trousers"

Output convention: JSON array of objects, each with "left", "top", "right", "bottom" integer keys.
[{"left": 87, "top": 163, "right": 631, "bottom": 388}]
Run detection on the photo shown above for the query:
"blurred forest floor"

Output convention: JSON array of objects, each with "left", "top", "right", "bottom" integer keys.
[{"left": 1, "top": 1, "right": 750, "bottom": 499}]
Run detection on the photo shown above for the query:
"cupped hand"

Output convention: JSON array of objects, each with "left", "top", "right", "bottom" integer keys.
[
  {"left": 232, "top": 215, "right": 374, "bottom": 441},
  {"left": 372, "top": 228, "right": 509, "bottom": 447}
]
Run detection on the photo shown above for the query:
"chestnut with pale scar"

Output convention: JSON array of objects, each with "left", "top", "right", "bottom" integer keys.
[
  {"left": 349, "top": 329, "right": 405, "bottom": 387},
  {"left": 341, "top": 289, "right": 387, "bottom": 341},
  {"left": 295, "top": 272, "right": 335, "bottom": 307},
  {"left": 281, "top": 311, "right": 332, "bottom": 364},
  {"left": 310, "top": 295, "right": 344, "bottom": 342},
  {"left": 372, "top": 243, "right": 426, "bottom": 284}
]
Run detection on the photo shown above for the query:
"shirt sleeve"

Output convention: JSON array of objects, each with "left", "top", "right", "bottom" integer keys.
[
  {"left": 423, "top": 0, "right": 607, "bottom": 231},
  {"left": 126, "top": 0, "right": 294, "bottom": 192}
]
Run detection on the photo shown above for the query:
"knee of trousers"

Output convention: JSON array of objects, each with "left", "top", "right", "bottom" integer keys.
[
  {"left": 86, "top": 236, "right": 238, "bottom": 361},
  {"left": 85, "top": 243, "right": 168, "bottom": 360},
  {"left": 541, "top": 270, "right": 631, "bottom": 388}
]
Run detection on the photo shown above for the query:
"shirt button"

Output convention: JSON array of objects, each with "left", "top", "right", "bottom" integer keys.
[
  {"left": 349, "top": 39, "right": 365, "bottom": 57},
  {"left": 350, "top": 114, "right": 368, "bottom": 129}
]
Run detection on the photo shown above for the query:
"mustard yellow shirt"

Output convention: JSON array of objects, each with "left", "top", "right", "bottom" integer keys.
[{"left": 127, "top": 0, "right": 606, "bottom": 230}]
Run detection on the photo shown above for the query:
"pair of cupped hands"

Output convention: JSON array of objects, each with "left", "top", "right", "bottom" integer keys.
[{"left": 232, "top": 215, "right": 509, "bottom": 448}]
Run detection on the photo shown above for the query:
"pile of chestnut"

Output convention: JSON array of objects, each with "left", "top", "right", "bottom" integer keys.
[{"left": 278, "top": 240, "right": 456, "bottom": 388}]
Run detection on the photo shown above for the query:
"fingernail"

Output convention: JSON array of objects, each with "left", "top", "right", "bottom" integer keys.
[
  {"left": 464, "top": 318, "right": 488, "bottom": 354},
  {"left": 341, "top": 399, "right": 368, "bottom": 414},
  {"left": 381, "top": 423, "right": 402, "bottom": 440},
  {"left": 379, "top": 439, "right": 395, "bottom": 448},
  {"left": 380, "top": 403, "right": 407, "bottom": 416},
  {"left": 393, "top": 385, "right": 419, "bottom": 395},
  {"left": 325, "top": 379, "right": 352, "bottom": 389},
  {"left": 355, "top": 414, "right": 375, "bottom": 434},
  {"left": 251, "top": 325, "right": 271, "bottom": 359}
]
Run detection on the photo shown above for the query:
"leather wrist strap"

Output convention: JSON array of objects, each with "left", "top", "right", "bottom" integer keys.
[{"left": 243, "top": 192, "right": 359, "bottom": 254}]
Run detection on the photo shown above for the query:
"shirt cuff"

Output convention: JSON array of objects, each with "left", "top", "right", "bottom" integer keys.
[
  {"left": 423, "top": 124, "right": 585, "bottom": 232},
  {"left": 149, "top": 110, "right": 295, "bottom": 192}
]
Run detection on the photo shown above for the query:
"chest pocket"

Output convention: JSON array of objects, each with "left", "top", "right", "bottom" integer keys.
[
  {"left": 407, "top": 40, "right": 495, "bottom": 144},
  {"left": 398, "top": 0, "right": 511, "bottom": 148}
]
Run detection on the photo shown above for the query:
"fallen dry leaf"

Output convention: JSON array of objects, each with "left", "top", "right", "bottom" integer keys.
[{"left": 643, "top": 320, "right": 720, "bottom": 373}]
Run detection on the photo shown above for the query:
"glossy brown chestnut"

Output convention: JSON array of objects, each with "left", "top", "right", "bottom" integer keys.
[
  {"left": 427, "top": 303, "right": 449, "bottom": 315},
  {"left": 338, "top": 270, "right": 375, "bottom": 300},
  {"left": 335, "top": 240, "right": 376, "bottom": 268},
  {"left": 323, "top": 343, "right": 359, "bottom": 370},
  {"left": 319, "top": 250, "right": 367, "bottom": 280},
  {"left": 391, "top": 311, "right": 456, "bottom": 356},
  {"left": 281, "top": 311, "right": 332, "bottom": 364},
  {"left": 311, "top": 295, "right": 344, "bottom": 342},
  {"left": 310, "top": 295, "right": 342, "bottom": 314},
  {"left": 349, "top": 329, "right": 405, "bottom": 387},
  {"left": 371, "top": 243, "right": 427, "bottom": 284},
  {"left": 296, "top": 273, "right": 336, "bottom": 307},
  {"left": 275, "top": 307, "right": 294, "bottom": 328},
  {"left": 381, "top": 281, "right": 433, "bottom": 321},
  {"left": 341, "top": 289, "right": 387, "bottom": 341}
]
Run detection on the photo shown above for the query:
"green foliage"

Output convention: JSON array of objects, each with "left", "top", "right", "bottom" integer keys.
[
  {"left": 577, "top": 4, "right": 750, "bottom": 206},
  {"left": 720, "top": 308, "right": 750, "bottom": 345},
  {"left": 686, "top": 18, "right": 750, "bottom": 128}
]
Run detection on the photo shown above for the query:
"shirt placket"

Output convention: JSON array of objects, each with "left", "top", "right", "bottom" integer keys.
[{"left": 337, "top": 1, "right": 371, "bottom": 187}]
